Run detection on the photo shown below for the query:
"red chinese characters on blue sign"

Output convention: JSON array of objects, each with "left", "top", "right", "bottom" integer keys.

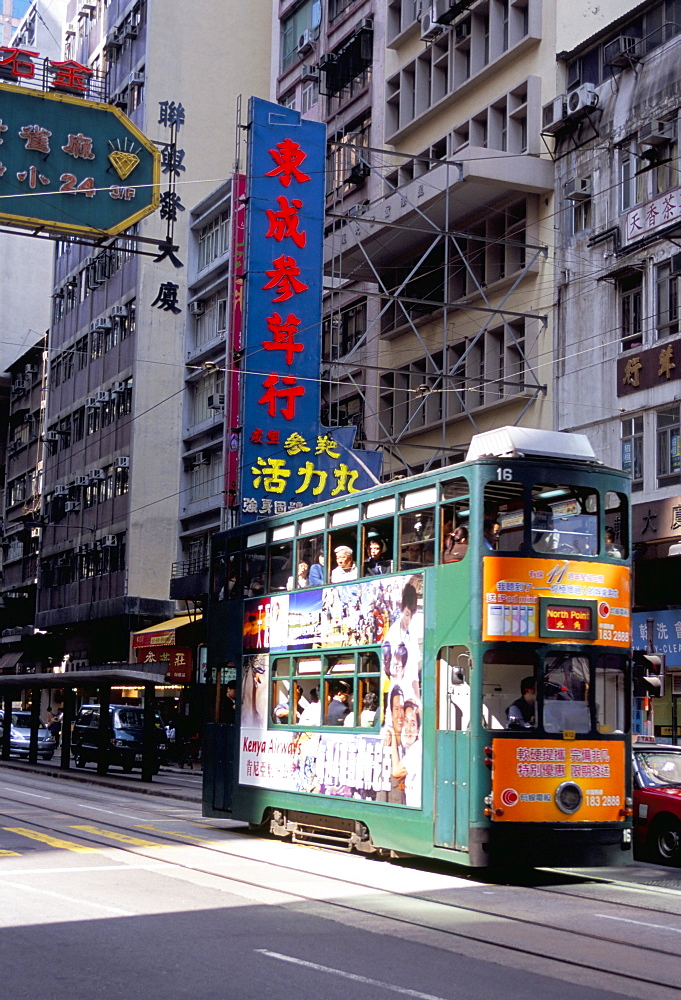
[{"left": 239, "top": 98, "right": 381, "bottom": 519}]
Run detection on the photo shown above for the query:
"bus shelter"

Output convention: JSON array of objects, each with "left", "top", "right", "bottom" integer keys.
[{"left": 0, "top": 666, "right": 165, "bottom": 782}]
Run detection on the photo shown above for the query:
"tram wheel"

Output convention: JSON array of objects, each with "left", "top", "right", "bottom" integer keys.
[{"left": 649, "top": 816, "right": 681, "bottom": 866}]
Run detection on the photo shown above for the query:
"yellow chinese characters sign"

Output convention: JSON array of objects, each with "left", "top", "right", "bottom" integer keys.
[
  {"left": 482, "top": 557, "right": 631, "bottom": 647},
  {"left": 491, "top": 739, "right": 626, "bottom": 823}
]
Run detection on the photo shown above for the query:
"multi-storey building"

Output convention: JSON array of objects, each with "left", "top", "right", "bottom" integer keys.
[
  {"left": 551, "top": 1, "right": 681, "bottom": 658},
  {"left": 35, "top": 0, "right": 271, "bottom": 673}
]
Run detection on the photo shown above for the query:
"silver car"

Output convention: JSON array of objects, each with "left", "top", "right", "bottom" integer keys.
[{"left": 0, "top": 710, "right": 56, "bottom": 760}]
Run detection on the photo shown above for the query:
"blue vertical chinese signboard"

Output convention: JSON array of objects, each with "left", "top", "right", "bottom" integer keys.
[{"left": 239, "top": 98, "right": 381, "bottom": 519}]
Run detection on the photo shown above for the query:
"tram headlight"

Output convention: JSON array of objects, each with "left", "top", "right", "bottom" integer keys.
[{"left": 554, "top": 781, "right": 583, "bottom": 815}]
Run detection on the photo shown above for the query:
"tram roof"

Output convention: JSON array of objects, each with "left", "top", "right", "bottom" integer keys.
[{"left": 466, "top": 427, "right": 599, "bottom": 464}]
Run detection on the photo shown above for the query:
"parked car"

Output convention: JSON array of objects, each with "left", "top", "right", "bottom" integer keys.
[
  {"left": 0, "top": 709, "right": 56, "bottom": 760},
  {"left": 633, "top": 743, "right": 681, "bottom": 865},
  {"left": 71, "top": 704, "right": 168, "bottom": 773}
]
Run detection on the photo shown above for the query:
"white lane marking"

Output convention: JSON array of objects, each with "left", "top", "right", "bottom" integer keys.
[
  {"left": 1, "top": 787, "right": 51, "bottom": 799},
  {"left": 597, "top": 914, "right": 681, "bottom": 933},
  {"left": 256, "top": 950, "right": 451, "bottom": 1000},
  {"left": 2, "top": 864, "right": 168, "bottom": 876},
  {"left": 3, "top": 880, "right": 133, "bottom": 915},
  {"left": 79, "top": 805, "right": 146, "bottom": 820}
]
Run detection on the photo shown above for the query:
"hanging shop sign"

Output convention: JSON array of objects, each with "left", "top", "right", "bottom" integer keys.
[{"left": 239, "top": 97, "right": 381, "bottom": 520}]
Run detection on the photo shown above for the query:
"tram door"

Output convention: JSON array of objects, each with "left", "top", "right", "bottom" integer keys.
[{"left": 434, "top": 646, "right": 471, "bottom": 850}]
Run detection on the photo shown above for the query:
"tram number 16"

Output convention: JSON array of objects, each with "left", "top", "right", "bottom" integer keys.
[{"left": 496, "top": 468, "right": 513, "bottom": 481}]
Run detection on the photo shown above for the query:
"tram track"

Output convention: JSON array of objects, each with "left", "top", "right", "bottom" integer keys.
[{"left": 0, "top": 783, "right": 679, "bottom": 999}]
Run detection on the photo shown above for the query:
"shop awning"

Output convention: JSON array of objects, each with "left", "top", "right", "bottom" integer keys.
[
  {"left": 0, "top": 651, "right": 23, "bottom": 671},
  {"left": 132, "top": 615, "right": 202, "bottom": 649}
]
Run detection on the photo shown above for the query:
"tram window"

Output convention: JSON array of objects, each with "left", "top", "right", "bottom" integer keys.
[
  {"left": 438, "top": 646, "right": 471, "bottom": 731},
  {"left": 482, "top": 647, "right": 537, "bottom": 730},
  {"left": 329, "top": 530, "right": 358, "bottom": 583},
  {"left": 532, "top": 484, "right": 598, "bottom": 556},
  {"left": 244, "top": 546, "right": 266, "bottom": 597},
  {"left": 604, "top": 491, "right": 628, "bottom": 559},
  {"left": 594, "top": 653, "right": 629, "bottom": 734},
  {"left": 398, "top": 509, "right": 435, "bottom": 570},
  {"left": 543, "top": 654, "right": 591, "bottom": 733},
  {"left": 298, "top": 533, "right": 325, "bottom": 586},
  {"left": 272, "top": 678, "right": 291, "bottom": 724},
  {"left": 483, "top": 480, "right": 524, "bottom": 552},
  {"left": 268, "top": 541, "right": 293, "bottom": 592},
  {"left": 211, "top": 552, "right": 227, "bottom": 601},
  {"left": 324, "top": 677, "right": 354, "bottom": 726},
  {"left": 362, "top": 518, "right": 393, "bottom": 576}
]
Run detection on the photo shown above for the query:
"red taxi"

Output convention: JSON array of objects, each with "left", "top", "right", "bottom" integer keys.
[{"left": 633, "top": 743, "right": 681, "bottom": 865}]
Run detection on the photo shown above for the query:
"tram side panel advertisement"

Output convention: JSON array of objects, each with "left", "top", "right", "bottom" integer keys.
[{"left": 239, "top": 573, "right": 424, "bottom": 807}]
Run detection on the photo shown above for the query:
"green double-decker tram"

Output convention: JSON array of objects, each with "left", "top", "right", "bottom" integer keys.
[{"left": 203, "top": 427, "right": 633, "bottom": 868}]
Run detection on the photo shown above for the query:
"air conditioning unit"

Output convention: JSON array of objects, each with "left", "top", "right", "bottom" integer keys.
[
  {"left": 106, "top": 30, "right": 122, "bottom": 49},
  {"left": 455, "top": 20, "right": 471, "bottom": 40},
  {"left": 85, "top": 396, "right": 98, "bottom": 408},
  {"left": 207, "top": 393, "right": 225, "bottom": 410},
  {"left": 603, "top": 35, "right": 640, "bottom": 67},
  {"left": 77, "top": 544, "right": 89, "bottom": 555},
  {"left": 111, "top": 381, "right": 126, "bottom": 395},
  {"left": 189, "top": 300, "right": 204, "bottom": 316},
  {"left": 90, "top": 318, "right": 112, "bottom": 332},
  {"left": 72, "top": 476, "right": 89, "bottom": 487},
  {"left": 115, "top": 456, "right": 130, "bottom": 468},
  {"left": 24, "top": 364, "right": 36, "bottom": 377},
  {"left": 95, "top": 390, "right": 110, "bottom": 404},
  {"left": 103, "top": 535, "right": 117, "bottom": 547},
  {"left": 124, "top": 22, "right": 139, "bottom": 39},
  {"left": 129, "top": 72, "right": 144, "bottom": 86},
  {"left": 12, "top": 378, "right": 25, "bottom": 393},
  {"left": 542, "top": 95, "right": 567, "bottom": 134},
  {"left": 297, "top": 28, "right": 314, "bottom": 55},
  {"left": 433, "top": 0, "right": 473, "bottom": 24},
  {"left": 347, "top": 161, "right": 371, "bottom": 185},
  {"left": 44, "top": 431, "right": 60, "bottom": 443},
  {"left": 110, "top": 304, "right": 128, "bottom": 317},
  {"left": 420, "top": 9, "right": 444, "bottom": 41},
  {"left": 54, "top": 485, "right": 69, "bottom": 496},
  {"left": 301, "top": 64, "right": 319, "bottom": 82},
  {"left": 31, "top": 528, "right": 41, "bottom": 539},
  {"left": 565, "top": 177, "right": 592, "bottom": 201},
  {"left": 23, "top": 413, "right": 31, "bottom": 423},
  {"left": 566, "top": 83, "right": 598, "bottom": 118},
  {"left": 65, "top": 22, "right": 76, "bottom": 36},
  {"left": 88, "top": 469, "right": 105, "bottom": 481},
  {"left": 639, "top": 120, "right": 675, "bottom": 147},
  {"left": 192, "top": 451, "right": 210, "bottom": 466},
  {"left": 65, "top": 502, "right": 80, "bottom": 513}
]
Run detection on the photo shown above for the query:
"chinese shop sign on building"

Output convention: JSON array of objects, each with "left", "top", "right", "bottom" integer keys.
[
  {"left": 0, "top": 80, "right": 160, "bottom": 236},
  {"left": 624, "top": 185, "right": 681, "bottom": 245},
  {"left": 618, "top": 341, "right": 678, "bottom": 395},
  {"left": 239, "top": 98, "right": 381, "bottom": 519}
]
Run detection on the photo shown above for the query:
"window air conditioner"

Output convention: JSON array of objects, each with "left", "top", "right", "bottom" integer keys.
[
  {"left": 25, "top": 364, "right": 36, "bottom": 377},
  {"left": 420, "top": 9, "right": 444, "bottom": 41},
  {"left": 111, "top": 381, "right": 126, "bottom": 395},
  {"left": 12, "top": 378, "right": 25, "bottom": 393},
  {"left": 77, "top": 544, "right": 89, "bottom": 555},
  {"left": 207, "top": 393, "right": 225, "bottom": 410},
  {"left": 85, "top": 396, "right": 98, "bottom": 408},
  {"left": 124, "top": 22, "right": 139, "bottom": 39},
  {"left": 565, "top": 177, "right": 592, "bottom": 201},
  {"left": 541, "top": 95, "right": 567, "bottom": 134},
  {"left": 90, "top": 318, "right": 112, "bottom": 332},
  {"left": 65, "top": 502, "right": 80, "bottom": 513},
  {"left": 301, "top": 64, "right": 319, "bottom": 83},
  {"left": 566, "top": 83, "right": 598, "bottom": 118},
  {"left": 54, "top": 485, "right": 69, "bottom": 496},
  {"left": 603, "top": 35, "right": 640, "bottom": 67},
  {"left": 129, "top": 73, "right": 144, "bottom": 86},
  {"left": 88, "top": 469, "right": 105, "bottom": 481},
  {"left": 110, "top": 305, "right": 128, "bottom": 317},
  {"left": 44, "top": 431, "right": 60, "bottom": 443},
  {"left": 31, "top": 528, "right": 42, "bottom": 539},
  {"left": 115, "top": 456, "right": 130, "bottom": 468},
  {"left": 189, "top": 301, "right": 205, "bottom": 316},
  {"left": 455, "top": 20, "right": 471, "bottom": 40},
  {"left": 297, "top": 29, "right": 314, "bottom": 55},
  {"left": 193, "top": 451, "right": 210, "bottom": 466},
  {"left": 346, "top": 161, "right": 370, "bottom": 185},
  {"left": 95, "top": 390, "right": 110, "bottom": 403},
  {"left": 639, "top": 120, "right": 675, "bottom": 147},
  {"left": 433, "top": 0, "right": 473, "bottom": 25},
  {"left": 65, "top": 22, "right": 76, "bottom": 36},
  {"left": 73, "top": 475, "right": 89, "bottom": 487},
  {"left": 103, "top": 535, "right": 117, "bottom": 547}
]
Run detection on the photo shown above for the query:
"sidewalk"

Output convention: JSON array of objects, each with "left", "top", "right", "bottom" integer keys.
[{"left": 0, "top": 749, "right": 203, "bottom": 803}]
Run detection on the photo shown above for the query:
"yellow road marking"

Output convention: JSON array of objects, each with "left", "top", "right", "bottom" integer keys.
[
  {"left": 70, "top": 825, "right": 163, "bottom": 847},
  {"left": 135, "top": 824, "right": 211, "bottom": 842},
  {"left": 0, "top": 849, "right": 21, "bottom": 856},
  {"left": 3, "top": 827, "right": 98, "bottom": 853}
]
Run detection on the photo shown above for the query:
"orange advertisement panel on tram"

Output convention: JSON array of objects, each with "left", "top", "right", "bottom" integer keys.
[
  {"left": 491, "top": 739, "right": 626, "bottom": 823},
  {"left": 482, "top": 557, "right": 631, "bottom": 648}
]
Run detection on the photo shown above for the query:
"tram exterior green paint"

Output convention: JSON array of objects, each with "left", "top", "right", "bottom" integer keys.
[{"left": 0, "top": 82, "right": 160, "bottom": 236}]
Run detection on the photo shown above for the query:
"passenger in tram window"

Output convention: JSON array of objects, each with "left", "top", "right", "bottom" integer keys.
[
  {"left": 287, "top": 561, "right": 310, "bottom": 590},
  {"left": 364, "top": 537, "right": 390, "bottom": 576},
  {"left": 506, "top": 676, "right": 536, "bottom": 729},
  {"left": 326, "top": 679, "right": 352, "bottom": 725},
  {"left": 443, "top": 525, "right": 469, "bottom": 562},
  {"left": 360, "top": 691, "right": 378, "bottom": 727},
  {"left": 298, "top": 687, "right": 321, "bottom": 726},
  {"left": 483, "top": 520, "right": 500, "bottom": 551},
  {"left": 330, "top": 545, "right": 358, "bottom": 582},
  {"left": 605, "top": 527, "right": 624, "bottom": 558},
  {"left": 308, "top": 551, "right": 325, "bottom": 586}
]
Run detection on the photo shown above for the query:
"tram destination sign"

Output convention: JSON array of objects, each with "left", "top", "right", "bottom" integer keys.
[{"left": 0, "top": 81, "right": 160, "bottom": 236}]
